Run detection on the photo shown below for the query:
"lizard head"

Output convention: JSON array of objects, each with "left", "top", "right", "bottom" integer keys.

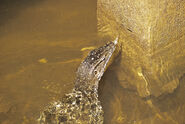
[{"left": 75, "top": 38, "right": 118, "bottom": 91}]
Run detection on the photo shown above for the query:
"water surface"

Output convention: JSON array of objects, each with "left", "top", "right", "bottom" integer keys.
[{"left": 0, "top": 0, "right": 184, "bottom": 124}]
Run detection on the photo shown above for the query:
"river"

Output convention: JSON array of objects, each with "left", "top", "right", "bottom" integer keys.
[{"left": 0, "top": 0, "right": 184, "bottom": 124}]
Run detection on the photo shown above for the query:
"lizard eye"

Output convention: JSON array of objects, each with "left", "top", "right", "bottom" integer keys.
[{"left": 94, "top": 70, "right": 98, "bottom": 75}]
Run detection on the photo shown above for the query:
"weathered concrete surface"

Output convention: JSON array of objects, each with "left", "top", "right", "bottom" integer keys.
[{"left": 97, "top": 0, "right": 185, "bottom": 97}]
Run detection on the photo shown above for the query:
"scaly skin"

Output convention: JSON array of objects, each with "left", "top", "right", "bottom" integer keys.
[{"left": 38, "top": 38, "right": 118, "bottom": 124}]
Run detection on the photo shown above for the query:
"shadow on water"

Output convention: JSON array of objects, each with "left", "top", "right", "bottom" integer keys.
[
  {"left": 99, "top": 49, "right": 185, "bottom": 124},
  {"left": 99, "top": 52, "right": 151, "bottom": 124},
  {"left": 0, "top": 0, "right": 97, "bottom": 39},
  {"left": 99, "top": 51, "right": 124, "bottom": 124},
  {"left": 151, "top": 74, "right": 185, "bottom": 124},
  {"left": 153, "top": 74, "right": 185, "bottom": 109},
  {"left": 0, "top": 0, "right": 45, "bottom": 26}
]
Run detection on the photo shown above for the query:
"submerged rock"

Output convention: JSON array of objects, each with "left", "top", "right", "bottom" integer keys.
[{"left": 97, "top": 0, "right": 185, "bottom": 97}]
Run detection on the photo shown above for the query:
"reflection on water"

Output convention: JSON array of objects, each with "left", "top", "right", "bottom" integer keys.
[{"left": 0, "top": 0, "right": 184, "bottom": 124}]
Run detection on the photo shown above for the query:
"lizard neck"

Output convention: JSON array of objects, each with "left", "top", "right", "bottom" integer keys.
[{"left": 74, "top": 79, "right": 99, "bottom": 95}]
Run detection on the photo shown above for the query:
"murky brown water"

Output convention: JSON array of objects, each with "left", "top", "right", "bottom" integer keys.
[{"left": 0, "top": 0, "right": 184, "bottom": 124}]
